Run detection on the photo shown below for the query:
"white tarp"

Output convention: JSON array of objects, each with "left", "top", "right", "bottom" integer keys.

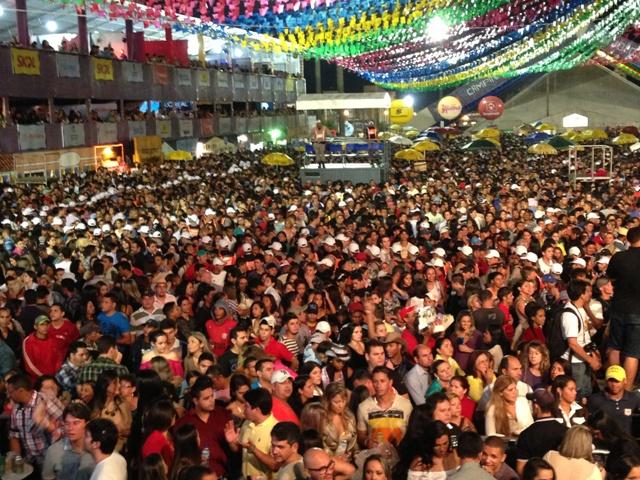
[{"left": 296, "top": 93, "right": 391, "bottom": 111}]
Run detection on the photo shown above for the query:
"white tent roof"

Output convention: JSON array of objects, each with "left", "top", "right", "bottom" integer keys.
[{"left": 296, "top": 93, "right": 392, "bottom": 111}]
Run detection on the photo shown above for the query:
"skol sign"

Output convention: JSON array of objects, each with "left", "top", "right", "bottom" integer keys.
[
  {"left": 11, "top": 48, "right": 40, "bottom": 75},
  {"left": 93, "top": 58, "right": 114, "bottom": 81}
]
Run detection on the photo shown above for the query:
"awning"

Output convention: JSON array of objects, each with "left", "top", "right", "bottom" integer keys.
[{"left": 296, "top": 92, "right": 392, "bottom": 111}]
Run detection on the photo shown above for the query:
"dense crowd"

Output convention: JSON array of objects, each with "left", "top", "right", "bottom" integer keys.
[{"left": 0, "top": 132, "right": 640, "bottom": 480}]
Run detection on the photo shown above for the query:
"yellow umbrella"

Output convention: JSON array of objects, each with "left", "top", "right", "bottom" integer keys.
[
  {"left": 262, "top": 152, "right": 295, "bottom": 166},
  {"left": 527, "top": 143, "right": 558, "bottom": 155},
  {"left": 377, "top": 131, "right": 392, "bottom": 140},
  {"left": 475, "top": 128, "right": 501, "bottom": 139},
  {"left": 561, "top": 129, "right": 579, "bottom": 139},
  {"left": 405, "top": 129, "right": 420, "bottom": 139},
  {"left": 516, "top": 124, "right": 534, "bottom": 136},
  {"left": 583, "top": 128, "right": 608, "bottom": 140},
  {"left": 413, "top": 140, "right": 441, "bottom": 152},
  {"left": 486, "top": 138, "right": 501, "bottom": 147},
  {"left": 394, "top": 148, "right": 425, "bottom": 161},
  {"left": 390, "top": 124, "right": 403, "bottom": 131},
  {"left": 612, "top": 133, "right": 639, "bottom": 145},
  {"left": 536, "top": 122, "right": 556, "bottom": 133}
]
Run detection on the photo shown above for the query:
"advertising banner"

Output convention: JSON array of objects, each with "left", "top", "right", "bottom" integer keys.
[
  {"left": 129, "top": 121, "right": 147, "bottom": 138},
  {"left": 156, "top": 120, "right": 172, "bottom": 138},
  {"left": 11, "top": 48, "right": 40, "bottom": 75},
  {"left": 179, "top": 120, "right": 194, "bottom": 137},
  {"left": 93, "top": 58, "right": 114, "bottom": 81},
  {"left": 18, "top": 125, "right": 46, "bottom": 150},
  {"left": 97, "top": 123, "right": 118, "bottom": 144},
  {"left": 122, "top": 62, "right": 144, "bottom": 82},
  {"left": 176, "top": 68, "right": 192, "bottom": 86},
  {"left": 56, "top": 54, "right": 80, "bottom": 78},
  {"left": 62, "top": 124, "right": 86, "bottom": 147}
]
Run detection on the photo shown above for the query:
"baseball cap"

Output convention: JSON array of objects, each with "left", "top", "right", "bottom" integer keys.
[
  {"left": 524, "top": 252, "right": 538, "bottom": 263},
  {"left": 605, "top": 365, "right": 626, "bottom": 382},
  {"left": 34, "top": 315, "right": 51, "bottom": 325},
  {"left": 309, "top": 332, "right": 325, "bottom": 344},
  {"left": 306, "top": 302, "right": 319, "bottom": 314},
  {"left": 79, "top": 322, "right": 101, "bottom": 336},
  {"left": 399, "top": 306, "right": 415, "bottom": 319},
  {"left": 271, "top": 369, "right": 293, "bottom": 384},
  {"left": 515, "top": 245, "right": 528, "bottom": 257},
  {"left": 551, "top": 263, "right": 563, "bottom": 275},
  {"left": 542, "top": 274, "right": 557, "bottom": 284},
  {"left": 568, "top": 246, "right": 582, "bottom": 257},
  {"left": 259, "top": 316, "right": 275, "bottom": 329},
  {"left": 526, "top": 388, "right": 556, "bottom": 410},
  {"left": 486, "top": 249, "right": 500, "bottom": 260},
  {"left": 433, "top": 247, "right": 446, "bottom": 258},
  {"left": 459, "top": 246, "right": 473, "bottom": 256},
  {"left": 315, "top": 321, "right": 331, "bottom": 334},
  {"left": 326, "top": 344, "right": 351, "bottom": 362},
  {"left": 571, "top": 258, "right": 587, "bottom": 267}
]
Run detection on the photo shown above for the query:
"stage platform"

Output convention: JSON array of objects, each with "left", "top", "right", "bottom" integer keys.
[{"left": 300, "top": 163, "right": 388, "bottom": 184}]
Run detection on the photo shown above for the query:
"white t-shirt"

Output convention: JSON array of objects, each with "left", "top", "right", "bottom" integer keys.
[
  {"left": 561, "top": 303, "right": 591, "bottom": 364},
  {"left": 89, "top": 453, "right": 127, "bottom": 480}
]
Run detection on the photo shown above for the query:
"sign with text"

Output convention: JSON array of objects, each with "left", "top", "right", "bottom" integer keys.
[
  {"left": 97, "top": 123, "right": 118, "bottom": 144},
  {"left": 179, "top": 120, "right": 194, "bottom": 137},
  {"left": 153, "top": 64, "right": 171, "bottom": 85},
  {"left": 217, "top": 73, "right": 230, "bottom": 88},
  {"left": 56, "top": 54, "right": 80, "bottom": 78},
  {"left": 62, "top": 124, "right": 86, "bottom": 147},
  {"left": 197, "top": 70, "right": 210, "bottom": 87},
  {"left": 249, "top": 76, "right": 259, "bottom": 90},
  {"left": 133, "top": 136, "right": 162, "bottom": 163},
  {"left": 176, "top": 68, "right": 192, "bottom": 86},
  {"left": 129, "top": 121, "right": 147, "bottom": 138},
  {"left": 11, "top": 48, "right": 40, "bottom": 75},
  {"left": 18, "top": 125, "right": 46, "bottom": 150},
  {"left": 200, "top": 118, "right": 214, "bottom": 137},
  {"left": 156, "top": 120, "right": 172, "bottom": 138},
  {"left": 122, "top": 62, "right": 144, "bottom": 82},
  {"left": 93, "top": 58, "right": 114, "bottom": 81}
]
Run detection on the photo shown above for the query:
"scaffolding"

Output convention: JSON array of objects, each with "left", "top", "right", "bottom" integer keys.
[{"left": 568, "top": 144, "right": 614, "bottom": 187}]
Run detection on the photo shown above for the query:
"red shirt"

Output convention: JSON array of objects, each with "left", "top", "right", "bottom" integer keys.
[
  {"left": 22, "top": 334, "right": 64, "bottom": 380},
  {"left": 272, "top": 397, "right": 300, "bottom": 426},
  {"left": 257, "top": 336, "right": 294, "bottom": 363},
  {"left": 142, "top": 430, "right": 174, "bottom": 467},
  {"left": 401, "top": 329, "right": 419, "bottom": 357},
  {"left": 205, "top": 317, "right": 238, "bottom": 357},
  {"left": 174, "top": 408, "right": 232, "bottom": 477},
  {"left": 50, "top": 320, "right": 80, "bottom": 352},
  {"left": 522, "top": 326, "right": 546, "bottom": 344},
  {"left": 461, "top": 395, "right": 476, "bottom": 422}
]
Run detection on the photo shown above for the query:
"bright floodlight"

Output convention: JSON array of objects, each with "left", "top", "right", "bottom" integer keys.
[
  {"left": 427, "top": 16, "right": 449, "bottom": 42},
  {"left": 46, "top": 20, "right": 58, "bottom": 32},
  {"left": 403, "top": 95, "right": 415, "bottom": 108},
  {"left": 0, "top": 6, "right": 5, "bottom": 16}
]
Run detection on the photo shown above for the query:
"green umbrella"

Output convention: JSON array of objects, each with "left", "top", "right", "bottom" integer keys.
[
  {"left": 461, "top": 139, "right": 501, "bottom": 151},
  {"left": 546, "top": 135, "right": 576, "bottom": 151}
]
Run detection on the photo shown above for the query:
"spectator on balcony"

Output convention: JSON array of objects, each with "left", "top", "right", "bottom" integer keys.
[{"left": 90, "top": 45, "right": 100, "bottom": 56}]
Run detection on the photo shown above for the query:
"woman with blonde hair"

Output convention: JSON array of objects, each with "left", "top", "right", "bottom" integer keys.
[
  {"left": 543, "top": 425, "right": 602, "bottom": 480},
  {"left": 183, "top": 332, "right": 213, "bottom": 373},
  {"left": 521, "top": 341, "right": 551, "bottom": 388},
  {"left": 322, "top": 382, "right": 358, "bottom": 460},
  {"left": 300, "top": 402, "right": 326, "bottom": 433},
  {"left": 446, "top": 392, "right": 476, "bottom": 432},
  {"left": 485, "top": 375, "right": 533, "bottom": 437}
]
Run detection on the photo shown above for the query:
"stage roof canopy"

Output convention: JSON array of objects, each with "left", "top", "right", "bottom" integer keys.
[{"left": 296, "top": 93, "right": 391, "bottom": 111}]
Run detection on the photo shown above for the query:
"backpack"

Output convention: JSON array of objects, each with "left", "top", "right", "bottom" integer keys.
[{"left": 545, "top": 306, "right": 581, "bottom": 361}]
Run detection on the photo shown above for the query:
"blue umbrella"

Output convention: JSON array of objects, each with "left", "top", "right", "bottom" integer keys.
[
  {"left": 524, "top": 132, "right": 552, "bottom": 144},
  {"left": 416, "top": 131, "right": 442, "bottom": 143}
]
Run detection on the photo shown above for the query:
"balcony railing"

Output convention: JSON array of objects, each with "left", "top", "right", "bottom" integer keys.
[{"left": 0, "top": 46, "right": 304, "bottom": 103}]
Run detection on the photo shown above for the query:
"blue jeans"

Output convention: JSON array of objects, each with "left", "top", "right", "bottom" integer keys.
[{"left": 572, "top": 362, "right": 592, "bottom": 398}]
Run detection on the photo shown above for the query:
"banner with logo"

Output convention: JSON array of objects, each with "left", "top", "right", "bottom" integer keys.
[
  {"left": 233, "top": 74, "right": 246, "bottom": 90},
  {"left": 11, "top": 48, "right": 40, "bottom": 75},
  {"left": 176, "top": 138, "right": 198, "bottom": 155},
  {"left": 129, "top": 121, "right": 147, "bottom": 138},
  {"left": 62, "top": 124, "right": 86, "bottom": 147},
  {"left": 176, "top": 68, "right": 192, "bottom": 86},
  {"left": 133, "top": 136, "right": 162, "bottom": 163},
  {"left": 56, "top": 54, "right": 80, "bottom": 78},
  {"left": 18, "top": 125, "right": 46, "bottom": 150},
  {"left": 156, "top": 120, "right": 172, "bottom": 138},
  {"left": 97, "top": 123, "right": 118, "bottom": 144},
  {"left": 122, "top": 62, "right": 144, "bottom": 82},
  {"left": 249, "top": 76, "right": 259, "bottom": 90},
  {"left": 179, "top": 120, "right": 194, "bottom": 137},
  {"left": 200, "top": 118, "right": 214, "bottom": 137},
  {"left": 197, "top": 70, "right": 210, "bottom": 87},
  {"left": 286, "top": 78, "right": 295, "bottom": 92},
  {"left": 153, "top": 64, "right": 171, "bottom": 85},
  {"left": 93, "top": 58, "right": 113, "bottom": 81},
  {"left": 217, "top": 73, "right": 230, "bottom": 88}
]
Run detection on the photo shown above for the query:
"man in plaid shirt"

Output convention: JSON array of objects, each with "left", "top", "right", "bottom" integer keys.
[
  {"left": 7, "top": 373, "right": 64, "bottom": 470},
  {"left": 76, "top": 336, "right": 129, "bottom": 385}
]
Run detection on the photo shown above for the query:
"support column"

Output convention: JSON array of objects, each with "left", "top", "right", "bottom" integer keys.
[
  {"left": 15, "top": 0, "right": 29, "bottom": 46},
  {"left": 125, "top": 20, "right": 134, "bottom": 60},
  {"left": 164, "top": 26, "right": 174, "bottom": 64},
  {"left": 336, "top": 65, "right": 344, "bottom": 93},
  {"left": 314, "top": 58, "right": 322, "bottom": 93},
  {"left": 1, "top": 97, "right": 9, "bottom": 126},
  {"left": 47, "top": 98, "right": 54, "bottom": 123},
  {"left": 77, "top": 9, "right": 89, "bottom": 55}
]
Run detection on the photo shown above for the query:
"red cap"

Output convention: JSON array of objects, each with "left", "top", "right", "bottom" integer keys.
[
  {"left": 348, "top": 302, "right": 364, "bottom": 313},
  {"left": 399, "top": 306, "right": 415, "bottom": 319}
]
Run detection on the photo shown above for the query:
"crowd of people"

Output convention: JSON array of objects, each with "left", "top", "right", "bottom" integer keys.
[{"left": 0, "top": 131, "right": 639, "bottom": 480}]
